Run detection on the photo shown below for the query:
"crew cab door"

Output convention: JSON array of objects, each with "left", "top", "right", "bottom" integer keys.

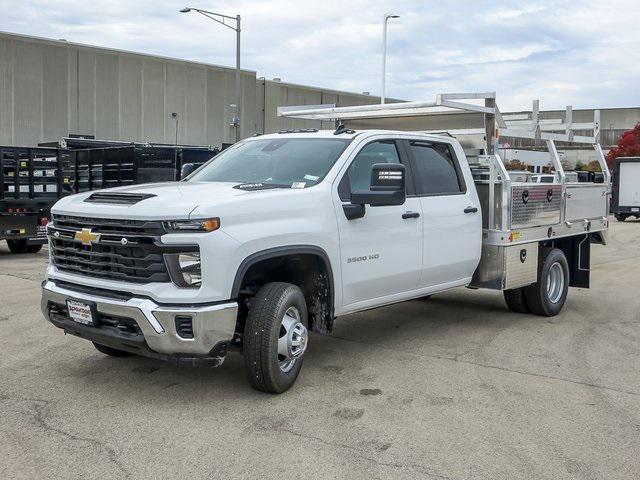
[
  {"left": 402, "top": 139, "right": 482, "bottom": 288},
  {"left": 334, "top": 139, "right": 423, "bottom": 309}
]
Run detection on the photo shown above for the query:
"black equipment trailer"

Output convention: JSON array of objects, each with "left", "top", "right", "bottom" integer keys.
[{"left": 1, "top": 143, "right": 217, "bottom": 254}]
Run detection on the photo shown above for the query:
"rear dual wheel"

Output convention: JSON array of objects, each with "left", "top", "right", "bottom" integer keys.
[
  {"left": 503, "top": 248, "right": 569, "bottom": 317},
  {"left": 503, "top": 288, "right": 529, "bottom": 313}
]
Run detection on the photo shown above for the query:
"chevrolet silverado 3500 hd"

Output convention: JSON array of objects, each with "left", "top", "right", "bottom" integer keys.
[{"left": 42, "top": 93, "right": 610, "bottom": 393}]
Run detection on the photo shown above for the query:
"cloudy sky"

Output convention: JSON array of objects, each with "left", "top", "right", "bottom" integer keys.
[{"left": 1, "top": 0, "right": 639, "bottom": 111}]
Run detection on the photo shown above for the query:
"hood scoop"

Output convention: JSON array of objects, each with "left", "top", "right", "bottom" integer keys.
[{"left": 84, "top": 192, "right": 156, "bottom": 205}]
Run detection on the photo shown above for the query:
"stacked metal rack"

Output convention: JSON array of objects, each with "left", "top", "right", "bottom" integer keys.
[{"left": 1, "top": 142, "right": 218, "bottom": 252}]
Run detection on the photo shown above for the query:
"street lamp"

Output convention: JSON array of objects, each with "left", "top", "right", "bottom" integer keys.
[
  {"left": 181, "top": 7, "right": 242, "bottom": 142},
  {"left": 381, "top": 13, "right": 399, "bottom": 104}
]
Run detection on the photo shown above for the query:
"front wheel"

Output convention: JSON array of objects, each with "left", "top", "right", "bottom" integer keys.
[
  {"left": 524, "top": 248, "right": 569, "bottom": 317},
  {"left": 243, "top": 282, "right": 309, "bottom": 394},
  {"left": 614, "top": 213, "right": 628, "bottom": 222}
]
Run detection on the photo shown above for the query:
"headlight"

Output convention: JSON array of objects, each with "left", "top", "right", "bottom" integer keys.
[
  {"left": 165, "top": 252, "right": 202, "bottom": 288},
  {"left": 164, "top": 218, "right": 220, "bottom": 232}
]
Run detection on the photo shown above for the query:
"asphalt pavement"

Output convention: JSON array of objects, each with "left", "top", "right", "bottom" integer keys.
[{"left": 1, "top": 220, "right": 639, "bottom": 479}]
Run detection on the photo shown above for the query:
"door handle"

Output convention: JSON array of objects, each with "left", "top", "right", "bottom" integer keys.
[
  {"left": 464, "top": 206, "right": 478, "bottom": 214},
  {"left": 402, "top": 211, "right": 420, "bottom": 219}
]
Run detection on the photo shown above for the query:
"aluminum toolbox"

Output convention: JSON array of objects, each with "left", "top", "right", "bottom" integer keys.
[
  {"left": 510, "top": 184, "right": 561, "bottom": 228},
  {"left": 471, "top": 242, "right": 538, "bottom": 290},
  {"left": 565, "top": 184, "right": 609, "bottom": 222}
]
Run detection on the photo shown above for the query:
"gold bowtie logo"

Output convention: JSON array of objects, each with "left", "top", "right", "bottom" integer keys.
[{"left": 74, "top": 228, "right": 101, "bottom": 246}]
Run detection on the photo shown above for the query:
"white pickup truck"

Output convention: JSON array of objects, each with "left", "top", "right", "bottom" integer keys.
[{"left": 41, "top": 93, "right": 610, "bottom": 393}]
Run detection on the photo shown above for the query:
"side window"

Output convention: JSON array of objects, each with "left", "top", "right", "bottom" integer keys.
[
  {"left": 338, "top": 140, "right": 401, "bottom": 201},
  {"left": 409, "top": 141, "right": 464, "bottom": 195}
]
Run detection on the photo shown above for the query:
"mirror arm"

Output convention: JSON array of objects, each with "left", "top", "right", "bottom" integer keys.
[
  {"left": 351, "top": 190, "right": 405, "bottom": 207},
  {"left": 343, "top": 203, "right": 366, "bottom": 220}
]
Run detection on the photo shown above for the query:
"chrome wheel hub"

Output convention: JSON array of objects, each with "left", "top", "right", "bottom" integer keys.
[
  {"left": 546, "top": 262, "right": 565, "bottom": 304},
  {"left": 277, "top": 306, "right": 308, "bottom": 373}
]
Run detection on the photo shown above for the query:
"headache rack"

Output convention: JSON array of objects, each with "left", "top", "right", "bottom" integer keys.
[{"left": 279, "top": 92, "right": 611, "bottom": 290}]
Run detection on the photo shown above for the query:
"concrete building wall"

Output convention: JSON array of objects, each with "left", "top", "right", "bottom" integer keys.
[
  {"left": 0, "top": 33, "right": 379, "bottom": 145},
  {"left": 258, "top": 79, "right": 382, "bottom": 134},
  {"left": 0, "top": 31, "right": 257, "bottom": 146},
  {"left": 0, "top": 31, "right": 384, "bottom": 148}
]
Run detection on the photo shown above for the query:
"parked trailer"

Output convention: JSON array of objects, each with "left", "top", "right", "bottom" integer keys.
[
  {"left": 1, "top": 144, "right": 217, "bottom": 253},
  {"left": 611, "top": 157, "right": 640, "bottom": 222}
]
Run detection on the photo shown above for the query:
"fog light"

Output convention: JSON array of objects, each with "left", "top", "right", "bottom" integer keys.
[
  {"left": 165, "top": 252, "right": 202, "bottom": 288},
  {"left": 175, "top": 315, "right": 194, "bottom": 339}
]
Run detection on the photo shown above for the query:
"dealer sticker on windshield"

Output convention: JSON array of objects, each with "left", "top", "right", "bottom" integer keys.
[{"left": 291, "top": 182, "right": 306, "bottom": 189}]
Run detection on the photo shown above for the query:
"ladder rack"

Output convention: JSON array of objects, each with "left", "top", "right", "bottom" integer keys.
[{"left": 277, "top": 91, "right": 610, "bottom": 182}]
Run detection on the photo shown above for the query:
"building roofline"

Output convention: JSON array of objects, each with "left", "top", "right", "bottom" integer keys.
[
  {"left": 0, "top": 30, "right": 258, "bottom": 75},
  {"left": 0, "top": 30, "right": 404, "bottom": 101},
  {"left": 507, "top": 106, "right": 640, "bottom": 114},
  {"left": 259, "top": 77, "right": 404, "bottom": 102}
]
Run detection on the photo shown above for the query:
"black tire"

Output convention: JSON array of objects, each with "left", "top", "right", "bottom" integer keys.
[
  {"left": 7, "top": 239, "right": 43, "bottom": 254},
  {"left": 614, "top": 213, "right": 627, "bottom": 222},
  {"left": 243, "top": 282, "right": 308, "bottom": 394},
  {"left": 524, "top": 248, "right": 569, "bottom": 317},
  {"left": 503, "top": 288, "right": 529, "bottom": 313},
  {"left": 92, "top": 342, "right": 132, "bottom": 357}
]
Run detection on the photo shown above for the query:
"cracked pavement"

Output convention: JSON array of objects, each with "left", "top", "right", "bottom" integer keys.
[{"left": 1, "top": 220, "right": 640, "bottom": 479}]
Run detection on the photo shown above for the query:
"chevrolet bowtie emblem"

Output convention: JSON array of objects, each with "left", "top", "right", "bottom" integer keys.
[{"left": 74, "top": 228, "right": 101, "bottom": 246}]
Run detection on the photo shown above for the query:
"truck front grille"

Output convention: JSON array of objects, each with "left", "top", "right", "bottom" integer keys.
[{"left": 49, "top": 215, "right": 171, "bottom": 283}]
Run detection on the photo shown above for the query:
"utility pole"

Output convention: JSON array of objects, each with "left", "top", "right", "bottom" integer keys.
[
  {"left": 381, "top": 13, "right": 399, "bottom": 104},
  {"left": 181, "top": 7, "right": 242, "bottom": 142}
]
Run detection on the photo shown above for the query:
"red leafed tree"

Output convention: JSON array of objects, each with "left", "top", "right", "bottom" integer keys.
[{"left": 606, "top": 123, "right": 640, "bottom": 169}]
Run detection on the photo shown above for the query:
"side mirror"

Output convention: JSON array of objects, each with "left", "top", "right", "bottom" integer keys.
[
  {"left": 350, "top": 163, "right": 406, "bottom": 207},
  {"left": 180, "top": 163, "right": 198, "bottom": 179}
]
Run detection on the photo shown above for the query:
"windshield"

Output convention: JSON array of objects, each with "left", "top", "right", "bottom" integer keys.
[{"left": 187, "top": 137, "right": 352, "bottom": 188}]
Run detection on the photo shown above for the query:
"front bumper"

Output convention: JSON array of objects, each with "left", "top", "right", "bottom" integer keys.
[
  {"left": 1, "top": 213, "right": 46, "bottom": 242},
  {"left": 41, "top": 280, "right": 238, "bottom": 367}
]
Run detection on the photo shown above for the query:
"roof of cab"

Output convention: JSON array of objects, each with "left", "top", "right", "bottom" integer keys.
[{"left": 249, "top": 129, "right": 455, "bottom": 143}]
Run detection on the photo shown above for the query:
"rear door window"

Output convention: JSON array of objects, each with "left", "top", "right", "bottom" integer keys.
[{"left": 408, "top": 141, "right": 465, "bottom": 196}]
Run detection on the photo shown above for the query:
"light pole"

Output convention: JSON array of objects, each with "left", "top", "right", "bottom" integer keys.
[
  {"left": 381, "top": 13, "right": 399, "bottom": 104},
  {"left": 180, "top": 7, "right": 242, "bottom": 142}
]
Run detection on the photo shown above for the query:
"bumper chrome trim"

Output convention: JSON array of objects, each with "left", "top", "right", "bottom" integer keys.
[{"left": 41, "top": 280, "right": 238, "bottom": 356}]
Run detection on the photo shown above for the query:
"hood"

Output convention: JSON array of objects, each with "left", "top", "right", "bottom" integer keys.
[{"left": 52, "top": 182, "right": 245, "bottom": 220}]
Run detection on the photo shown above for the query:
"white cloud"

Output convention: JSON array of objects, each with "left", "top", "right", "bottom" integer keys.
[{"left": 0, "top": 0, "right": 639, "bottom": 110}]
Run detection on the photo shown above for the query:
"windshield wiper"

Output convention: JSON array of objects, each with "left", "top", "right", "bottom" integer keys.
[{"left": 233, "top": 182, "right": 292, "bottom": 191}]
